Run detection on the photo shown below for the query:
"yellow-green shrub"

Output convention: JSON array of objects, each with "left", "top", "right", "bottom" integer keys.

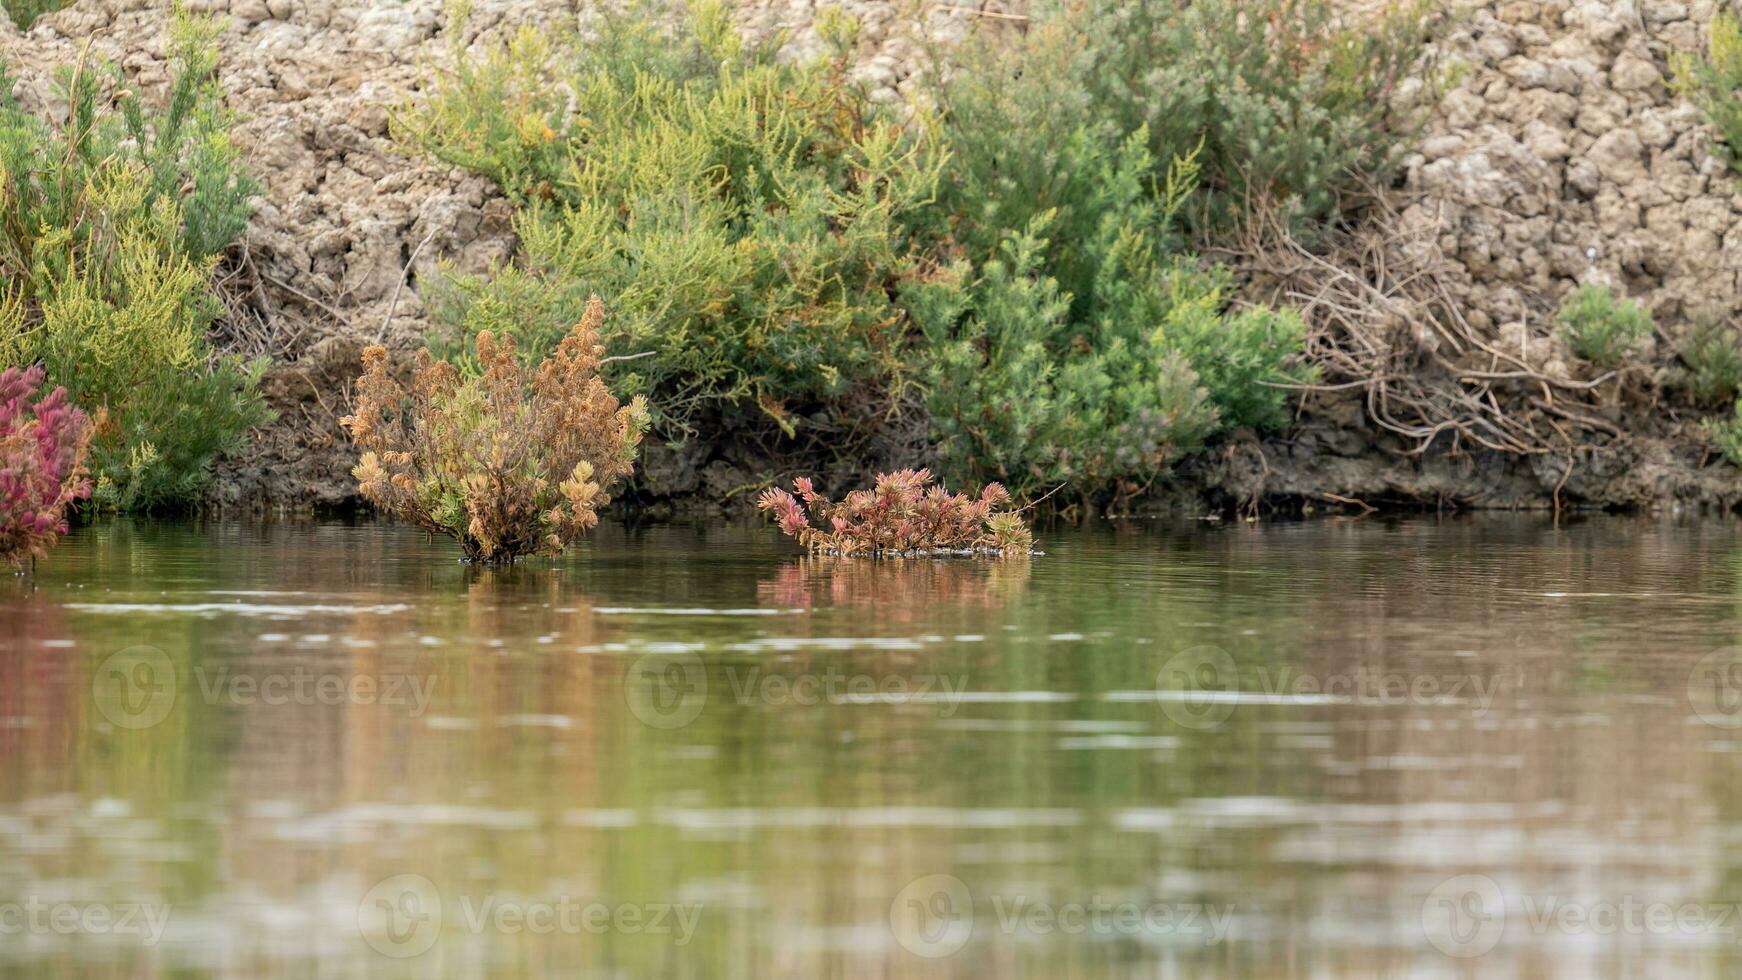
[
  {"left": 913, "top": 11, "right": 1318, "bottom": 498},
  {"left": 1676, "top": 12, "right": 1742, "bottom": 172},
  {"left": 1, "top": 0, "right": 69, "bottom": 30},
  {"left": 1557, "top": 285, "right": 1652, "bottom": 368},
  {"left": 1677, "top": 323, "right": 1742, "bottom": 406},
  {"left": 1705, "top": 399, "right": 1742, "bottom": 466},
  {"left": 0, "top": 11, "right": 267, "bottom": 510},
  {"left": 403, "top": 1, "right": 940, "bottom": 441}
]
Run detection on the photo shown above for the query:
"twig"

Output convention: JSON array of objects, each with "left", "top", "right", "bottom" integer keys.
[
  {"left": 1016, "top": 482, "right": 1069, "bottom": 515},
  {"left": 937, "top": 4, "right": 1030, "bottom": 21},
  {"left": 1228, "top": 184, "right": 1630, "bottom": 466},
  {"left": 382, "top": 227, "right": 437, "bottom": 340},
  {"left": 260, "top": 271, "right": 353, "bottom": 328},
  {"left": 599, "top": 350, "right": 657, "bottom": 365},
  {"left": 1317, "top": 492, "right": 1377, "bottom": 515}
]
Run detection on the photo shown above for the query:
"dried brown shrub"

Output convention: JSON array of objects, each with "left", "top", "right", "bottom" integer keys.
[{"left": 342, "top": 296, "right": 647, "bottom": 563}]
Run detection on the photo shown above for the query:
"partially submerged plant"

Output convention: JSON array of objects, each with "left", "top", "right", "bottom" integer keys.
[
  {"left": 342, "top": 296, "right": 648, "bottom": 563},
  {"left": 0, "top": 365, "right": 96, "bottom": 569},
  {"left": 757, "top": 469, "right": 1035, "bottom": 558}
]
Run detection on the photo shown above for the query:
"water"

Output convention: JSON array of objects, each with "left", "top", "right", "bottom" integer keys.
[{"left": 4, "top": 516, "right": 1742, "bottom": 978}]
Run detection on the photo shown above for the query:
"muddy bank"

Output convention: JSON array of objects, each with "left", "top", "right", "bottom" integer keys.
[{"left": 6, "top": 0, "right": 1742, "bottom": 515}]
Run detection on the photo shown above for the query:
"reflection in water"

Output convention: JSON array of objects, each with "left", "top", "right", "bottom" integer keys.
[
  {"left": 3, "top": 517, "right": 1742, "bottom": 976},
  {"left": 758, "top": 555, "right": 1032, "bottom": 614}
]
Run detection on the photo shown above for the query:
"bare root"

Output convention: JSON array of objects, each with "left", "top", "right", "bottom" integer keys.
[{"left": 1224, "top": 191, "right": 1623, "bottom": 464}]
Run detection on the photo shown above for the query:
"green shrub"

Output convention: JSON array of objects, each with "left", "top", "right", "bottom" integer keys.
[
  {"left": 913, "top": 11, "right": 1315, "bottom": 498},
  {"left": 1677, "top": 323, "right": 1742, "bottom": 406},
  {"left": 904, "top": 219, "right": 1221, "bottom": 496},
  {"left": 1557, "top": 286, "right": 1652, "bottom": 368},
  {"left": 935, "top": 0, "right": 1435, "bottom": 234},
  {"left": 1676, "top": 11, "right": 1742, "bottom": 172},
  {"left": 0, "top": 10, "right": 269, "bottom": 510},
  {"left": 406, "top": 0, "right": 1329, "bottom": 506},
  {"left": 2, "top": 0, "right": 70, "bottom": 30},
  {"left": 402, "top": 1, "right": 940, "bottom": 440},
  {"left": 1705, "top": 399, "right": 1742, "bottom": 465}
]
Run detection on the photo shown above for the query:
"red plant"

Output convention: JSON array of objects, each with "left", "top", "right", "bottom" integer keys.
[
  {"left": 757, "top": 468, "right": 1034, "bottom": 557},
  {"left": 0, "top": 366, "right": 96, "bottom": 569}
]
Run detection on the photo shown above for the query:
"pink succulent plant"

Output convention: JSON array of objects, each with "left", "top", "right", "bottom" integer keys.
[
  {"left": 0, "top": 366, "right": 96, "bottom": 569},
  {"left": 758, "top": 468, "right": 1034, "bottom": 557}
]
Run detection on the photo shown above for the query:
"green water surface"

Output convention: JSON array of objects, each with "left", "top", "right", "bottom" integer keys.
[{"left": 3, "top": 516, "right": 1742, "bottom": 978}]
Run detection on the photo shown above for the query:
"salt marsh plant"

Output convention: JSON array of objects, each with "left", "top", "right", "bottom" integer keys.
[
  {"left": 758, "top": 469, "right": 1034, "bottom": 557},
  {"left": 404, "top": 0, "right": 1414, "bottom": 509},
  {"left": 1, "top": 0, "right": 69, "bottom": 29},
  {"left": 0, "top": 10, "right": 267, "bottom": 510},
  {"left": 1677, "top": 11, "right": 1742, "bottom": 173},
  {"left": 343, "top": 296, "right": 649, "bottom": 563},
  {"left": 0, "top": 366, "right": 95, "bottom": 568},
  {"left": 1558, "top": 286, "right": 1652, "bottom": 368},
  {"left": 403, "top": 0, "right": 940, "bottom": 442},
  {"left": 915, "top": 20, "right": 1319, "bottom": 498},
  {"left": 933, "top": 0, "right": 1436, "bottom": 235},
  {"left": 1706, "top": 399, "right": 1742, "bottom": 466},
  {"left": 1677, "top": 323, "right": 1742, "bottom": 406}
]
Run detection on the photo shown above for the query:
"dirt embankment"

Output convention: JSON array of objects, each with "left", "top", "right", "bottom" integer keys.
[
  {"left": 1224, "top": 0, "right": 1742, "bottom": 514},
  {"left": 6, "top": 0, "right": 1742, "bottom": 514}
]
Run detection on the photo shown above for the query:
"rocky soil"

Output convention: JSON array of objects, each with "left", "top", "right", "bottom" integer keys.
[
  {"left": 5, "top": 0, "right": 1742, "bottom": 513},
  {"left": 1261, "top": 0, "right": 1742, "bottom": 512}
]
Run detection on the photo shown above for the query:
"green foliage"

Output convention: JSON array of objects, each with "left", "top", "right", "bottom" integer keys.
[
  {"left": 1163, "top": 288, "right": 1310, "bottom": 432},
  {"left": 403, "top": 0, "right": 941, "bottom": 439},
  {"left": 1557, "top": 285, "right": 1652, "bottom": 368},
  {"left": 1704, "top": 399, "right": 1742, "bottom": 466},
  {"left": 934, "top": 0, "right": 1435, "bottom": 234},
  {"left": 1676, "top": 11, "right": 1742, "bottom": 173},
  {"left": 915, "top": 14, "right": 1316, "bottom": 498},
  {"left": 1677, "top": 323, "right": 1742, "bottom": 406},
  {"left": 406, "top": 0, "right": 1332, "bottom": 506},
  {"left": 0, "top": 9, "right": 269, "bottom": 510},
  {"left": 1, "top": 0, "right": 69, "bottom": 30},
  {"left": 905, "top": 217, "right": 1224, "bottom": 497}
]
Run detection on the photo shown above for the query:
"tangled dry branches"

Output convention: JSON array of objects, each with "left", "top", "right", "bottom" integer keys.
[{"left": 1227, "top": 193, "right": 1626, "bottom": 466}]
